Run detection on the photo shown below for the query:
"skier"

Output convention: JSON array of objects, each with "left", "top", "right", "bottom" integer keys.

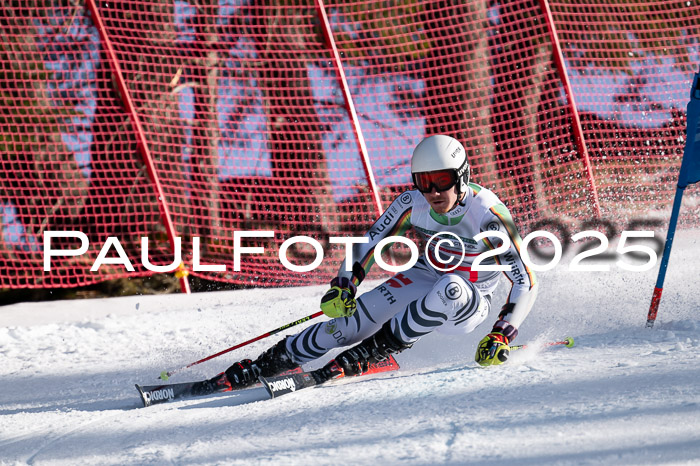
[{"left": 223, "top": 134, "right": 538, "bottom": 387}]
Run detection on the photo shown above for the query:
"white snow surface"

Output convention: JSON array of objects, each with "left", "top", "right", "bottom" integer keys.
[{"left": 1, "top": 230, "right": 699, "bottom": 465}]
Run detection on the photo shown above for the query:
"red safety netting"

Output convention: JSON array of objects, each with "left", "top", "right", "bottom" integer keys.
[
  {"left": 1, "top": 0, "right": 698, "bottom": 289},
  {"left": 550, "top": 0, "right": 700, "bottom": 228}
]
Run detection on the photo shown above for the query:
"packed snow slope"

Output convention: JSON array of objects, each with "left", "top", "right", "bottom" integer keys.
[{"left": 1, "top": 230, "right": 699, "bottom": 465}]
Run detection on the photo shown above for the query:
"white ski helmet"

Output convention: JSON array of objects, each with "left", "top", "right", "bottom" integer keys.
[{"left": 411, "top": 135, "right": 470, "bottom": 194}]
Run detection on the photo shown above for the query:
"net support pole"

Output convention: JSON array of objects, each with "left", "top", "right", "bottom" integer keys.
[
  {"left": 314, "top": 0, "right": 385, "bottom": 216},
  {"left": 85, "top": 0, "right": 190, "bottom": 294},
  {"left": 538, "top": 0, "right": 601, "bottom": 216}
]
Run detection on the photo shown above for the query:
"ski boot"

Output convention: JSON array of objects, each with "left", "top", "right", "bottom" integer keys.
[
  {"left": 329, "top": 321, "right": 411, "bottom": 378},
  {"left": 225, "top": 338, "right": 298, "bottom": 389},
  {"left": 191, "top": 372, "right": 231, "bottom": 397}
]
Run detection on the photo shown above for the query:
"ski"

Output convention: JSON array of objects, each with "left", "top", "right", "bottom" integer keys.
[
  {"left": 135, "top": 367, "right": 303, "bottom": 408},
  {"left": 260, "top": 356, "right": 399, "bottom": 399},
  {"left": 136, "top": 372, "right": 229, "bottom": 407},
  {"left": 136, "top": 356, "right": 399, "bottom": 407},
  {"left": 259, "top": 367, "right": 328, "bottom": 398}
]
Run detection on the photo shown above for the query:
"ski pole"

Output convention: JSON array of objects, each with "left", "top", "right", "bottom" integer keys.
[
  {"left": 510, "top": 336, "right": 575, "bottom": 351},
  {"left": 159, "top": 311, "right": 324, "bottom": 380}
]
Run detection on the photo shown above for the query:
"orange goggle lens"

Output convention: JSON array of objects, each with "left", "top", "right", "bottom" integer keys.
[{"left": 412, "top": 170, "right": 457, "bottom": 193}]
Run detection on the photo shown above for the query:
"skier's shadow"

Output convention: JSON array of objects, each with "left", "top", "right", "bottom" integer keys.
[{"left": 177, "top": 364, "right": 471, "bottom": 410}]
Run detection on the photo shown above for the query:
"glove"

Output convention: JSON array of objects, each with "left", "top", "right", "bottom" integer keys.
[
  {"left": 320, "top": 277, "right": 357, "bottom": 318},
  {"left": 475, "top": 320, "right": 518, "bottom": 366},
  {"left": 475, "top": 333, "right": 510, "bottom": 366}
]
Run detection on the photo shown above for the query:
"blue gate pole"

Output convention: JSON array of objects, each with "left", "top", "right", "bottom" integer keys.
[
  {"left": 646, "top": 186, "right": 685, "bottom": 327},
  {"left": 646, "top": 69, "right": 700, "bottom": 328}
]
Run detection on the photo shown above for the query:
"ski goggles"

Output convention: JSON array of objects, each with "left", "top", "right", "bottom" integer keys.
[{"left": 412, "top": 169, "right": 458, "bottom": 193}]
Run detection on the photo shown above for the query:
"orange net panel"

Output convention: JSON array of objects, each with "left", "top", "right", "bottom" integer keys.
[{"left": 1, "top": 0, "right": 698, "bottom": 289}]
